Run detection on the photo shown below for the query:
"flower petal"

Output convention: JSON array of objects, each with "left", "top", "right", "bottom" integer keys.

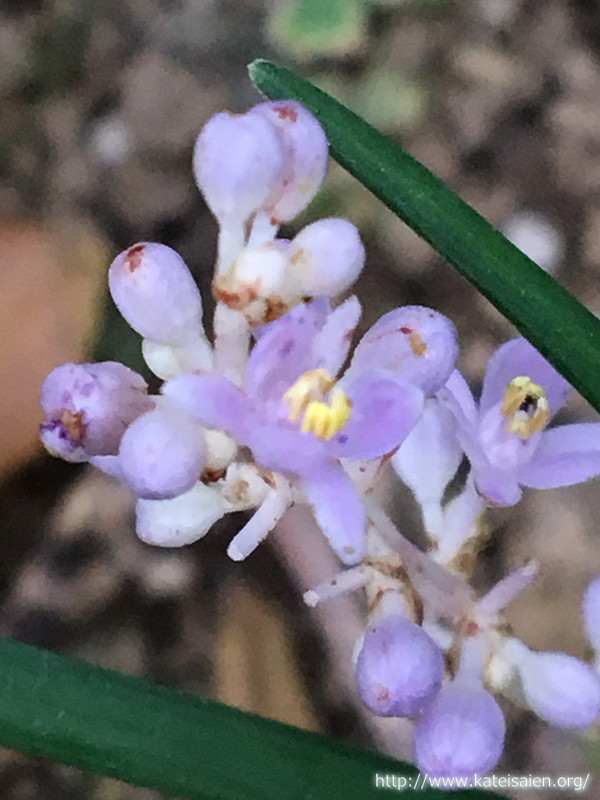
[
  {"left": 392, "top": 397, "right": 463, "bottom": 509},
  {"left": 299, "top": 461, "right": 366, "bottom": 565},
  {"left": 245, "top": 300, "right": 327, "bottom": 403},
  {"left": 348, "top": 306, "right": 458, "bottom": 394},
  {"left": 162, "top": 373, "right": 249, "bottom": 440},
  {"left": 518, "top": 423, "right": 600, "bottom": 489},
  {"left": 441, "top": 370, "right": 478, "bottom": 425},
  {"left": 310, "top": 295, "right": 361, "bottom": 375},
  {"left": 245, "top": 416, "right": 324, "bottom": 474},
  {"left": 480, "top": 338, "right": 570, "bottom": 418},
  {"left": 329, "top": 371, "right": 423, "bottom": 461}
]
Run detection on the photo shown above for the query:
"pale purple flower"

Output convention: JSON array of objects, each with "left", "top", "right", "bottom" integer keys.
[
  {"left": 504, "top": 638, "right": 600, "bottom": 728},
  {"left": 109, "top": 242, "right": 204, "bottom": 347},
  {"left": 193, "top": 110, "right": 286, "bottom": 225},
  {"left": 346, "top": 306, "right": 458, "bottom": 395},
  {"left": 118, "top": 406, "right": 206, "bottom": 500},
  {"left": 249, "top": 100, "right": 328, "bottom": 223},
  {"left": 392, "top": 397, "right": 463, "bottom": 536},
  {"left": 40, "top": 362, "right": 153, "bottom": 463},
  {"left": 440, "top": 338, "right": 600, "bottom": 505},
  {"left": 163, "top": 297, "right": 430, "bottom": 564},
  {"left": 413, "top": 679, "right": 505, "bottom": 779},
  {"left": 355, "top": 616, "right": 444, "bottom": 718},
  {"left": 286, "top": 218, "right": 365, "bottom": 298}
]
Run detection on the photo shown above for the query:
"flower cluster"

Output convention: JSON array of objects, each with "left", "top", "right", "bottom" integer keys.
[{"left": 40, "top": 98, "right": 600, "bottom": 781}]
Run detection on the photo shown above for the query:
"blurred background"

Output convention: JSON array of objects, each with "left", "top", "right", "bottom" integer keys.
[{"left": 1, "top": 0, "right": 600, "bottom": 796}]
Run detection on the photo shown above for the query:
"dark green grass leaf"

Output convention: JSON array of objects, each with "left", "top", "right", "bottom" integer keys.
[
  {"left": 249, "top": 59, "right": 600, "bottom": 414},
  {"left": 0, "top": 637, "right": 501, "bottom": 799}
]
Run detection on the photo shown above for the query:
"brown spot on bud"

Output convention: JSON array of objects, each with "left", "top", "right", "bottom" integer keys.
[
  {"left": 201, "top": 467, "right": 226, "bottom": 483},
  {"left": 59, "top": 410, "right": 85, "bottom": 444},
  {"left": 274, "top": 105, "right": 298, "bottom": 123},
  {"left": 124, "top": 244, "right": 145, "bottom": 272},
  {"left": 398, "top": 326, "right": 427, "bottom": 356}
]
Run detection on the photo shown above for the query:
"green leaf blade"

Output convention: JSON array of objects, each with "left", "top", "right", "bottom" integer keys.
[
  {"left": 0, "top": 638, "right": 500, "bottom": 799},
  {"left": 249, "top": 59, "right": 600, "bottom": 414}
]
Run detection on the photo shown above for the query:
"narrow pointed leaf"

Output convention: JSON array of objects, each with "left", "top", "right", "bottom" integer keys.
[
  {"left": 249, "top": 59, "right": 600, "bottom": 414},
  {"left": 0, "top": 638, "right": 501, "bottom": 799}
]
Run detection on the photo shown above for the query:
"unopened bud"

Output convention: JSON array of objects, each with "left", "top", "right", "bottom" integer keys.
[
  {"left": 109, "top": 243, "right": 203, "bottom": 346},
  {"left": 249, "top": 100, "right": 328, "bottom": 222}
]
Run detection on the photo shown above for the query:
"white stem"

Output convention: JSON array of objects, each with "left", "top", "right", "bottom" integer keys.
[
  {"left": 434, "top": 478, "right": 486, "bottom": 565},
  {"left": 304, "top": 565, "right": 372, "bottom": 607},
  {"left": 247, "top": 211, "right": 279, "bottom": 248},
  {"left": 213, "top": 303, "right": 250, "bottom": 386},
  {"left": 227, "top": 484, "right": 291, "bottom": 561},
  {"left": 457, "top": 632, "right": 487, "bottom": 685},
  {"left": 216, "top": 220, "right": 246, "bottom": 275}
]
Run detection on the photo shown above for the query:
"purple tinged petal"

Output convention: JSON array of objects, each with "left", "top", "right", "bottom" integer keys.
[
  {"left": 119, "top": 407, "right": 205, "bottom": 500},
  {"left": 517, "top": 649, "right": 600, "bottom": 728},
  {"left": 89, "top": 454, "right": 124, "bottom": 480},
  {"left": 471, "top": 463, "right": 523, "bottom": 507},
  {"left": 299, "top": 461, "right": 366, "bottom": 565},
  {"left": 245, "top": 300, "right": 327, "bottom": 403},
  {"left": 287, "top": 219, "right": 365, "bottom": 297},
  {"left": 414, "top": 681, "right": 505, "bottom": 778},
  {"left": 349, "top": 306, "right": 458, "bottom": 394},
  {"left": 392, "top": 398, "right": 463, "bottom": 507},
  {"left": 109, "top": 243, "right": 203, "bottom": 346},
  {"left": 310, "top": 296, "right": 361, "bottom": 376},
  {"left": 441, "top": 370, "right": 478, "bottom": 425},
  {"left": 518, "top": 423, "right": 600, "bottom": 489},
  {"left": 480, "top": 338, "right": 570, "bottom": 418},
  {"left": 193, "top": 110, "right": 286, "bottom": 223},
  {"left": 582, "top": 576, "right": 600, "bottom": 652},
  {"left": 162, "top": 373, "right": 250, "bottom": 441},
  {"left": 329, "top": 371, "right": 424, "bottom": 461},
  {"left": 249, "top": 100, "right": 328, "bottom": 222},
  {"left": 439, "top": 374, "right": 523, "bottom": 506},
  {"left": 40, "top": 362, "right": 153, "bottom": 462},
  {"left": 356, "top": 617, "right": 444, "bottom": 718},
  {"left": 245, "top": 418, "right": 323, "bottom": 474}
]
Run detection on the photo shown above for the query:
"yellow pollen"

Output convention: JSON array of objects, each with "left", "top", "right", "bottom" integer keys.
[
  {"left": 501, "top": 376, "right": 549, "bottom": 440},
  {"left": 284, "top": 370, "right": 352, "bottom": 441}
]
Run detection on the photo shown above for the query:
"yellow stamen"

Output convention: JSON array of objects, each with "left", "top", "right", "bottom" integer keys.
[
  {"left": 284, "top": 371, "right": 352, "bottom": 441},
  {"left": 285, "top": 369, "right": 334, "bottom": 421},
  {"left": 501, "top": 376, "right": 549, "bottom": 439}
]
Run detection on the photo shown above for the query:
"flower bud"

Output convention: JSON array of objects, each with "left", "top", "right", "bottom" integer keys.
[
  {"left": 119, "top": 407, "right": 206, "bottom": 500},
  {"left": 414, "top": 681, "right": 505, "bottom": 778},
  {"left": 515, "top": 646, "right": 600, "bottom": 728},
  {"left": 582, "top": 575, "right": 600, "bottom": 652},
  {"left": 213, "top": 240, "right": 294, "bottom": 324},
  {"left": 136, "top": 481, "right": 228, "bottom": 547},
  {"left": 348, "top": 306, "right": 458, "bottom": 394},
  {"left": 286, "top": 218, "right": 365, "bottom": 297},
  {"left": 249, "top": 100, "right": 328, "bottom": 222},
  {"left": 392, "top": 398, "right": 462, "bottom": 514},
  {"left": 109, "top": 243, "right": 203, "bottom": 346},
  {"left": 355, "top": 617, "right": 444, "bottom": 717},
  {"left": 193, "top": 111, "right": 286, "bottom": 224},
  {"left": 40, "top": 362, "right": 152, "bottom": 463}
]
